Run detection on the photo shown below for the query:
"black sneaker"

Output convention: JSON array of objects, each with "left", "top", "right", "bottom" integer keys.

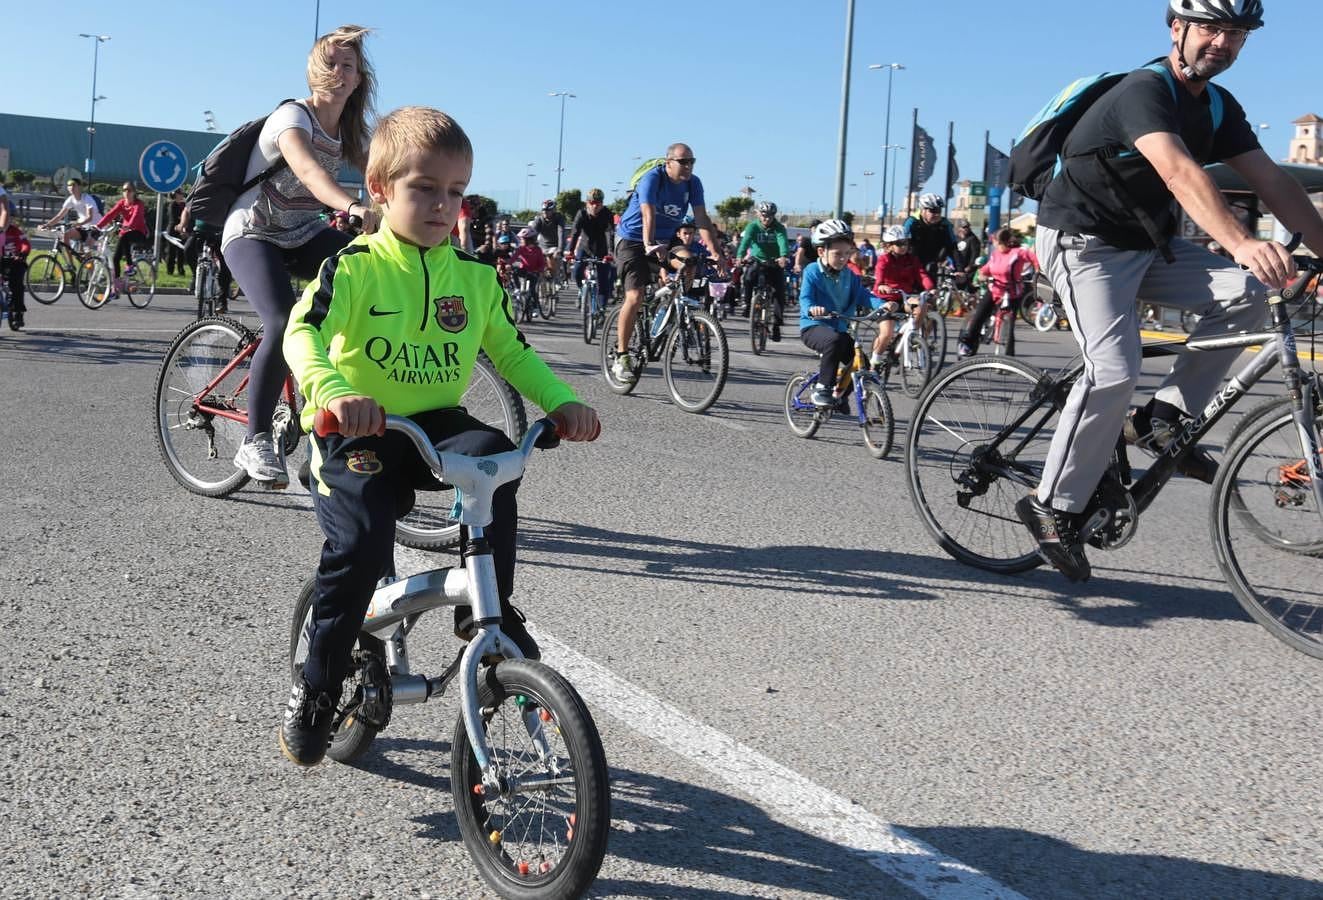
[
  {"left": 1122, "top": 406, "right": 1218, "bottom": 484},
  {"left": 1015, "top": 495, "right": 1091, "bottom": 583},
  {"left": 454, "top": 603, "right": 541, "bottom": 661},
  {"left": 278, "top": 678, "right": 339, "bottom": 766},
  {"left": 770, "top": 324, "right": 781, "bottom": 342}
]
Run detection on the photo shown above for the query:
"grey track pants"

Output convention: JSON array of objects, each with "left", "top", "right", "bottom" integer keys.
[{"left": 1034, "top": 226, "right": 1267, "bottom": 513}]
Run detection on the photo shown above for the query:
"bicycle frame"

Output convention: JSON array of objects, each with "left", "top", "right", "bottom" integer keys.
[
  {"left": 185, "top": 328, "right": 303, "bottom": 459},
  {"left": 973, "top": 295, "right": 1323, "bottom": 524},
  {"left": 332, "top": 417, "right": 555, "bottom": 787}
]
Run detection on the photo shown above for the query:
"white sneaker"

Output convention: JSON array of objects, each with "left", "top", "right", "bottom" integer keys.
[
  {"left": 234, "top": 433, "right": 289, "bottom": 488},
  {"left": 611, "top": 351, "right": 635, "bottom": 382}
]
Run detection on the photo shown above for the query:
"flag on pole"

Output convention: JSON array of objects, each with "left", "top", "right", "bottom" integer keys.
[
  {"left": 909, "top": 123, "right": 936, "bottom": 194},
  {"left": 945, "top": 136, "right": 959, "bottom": 202},
  {"left": 983, "top": 142, "right": 1010, "bottom": 190}
]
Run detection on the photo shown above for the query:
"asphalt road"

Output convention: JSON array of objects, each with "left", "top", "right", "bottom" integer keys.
[{"left": 2, "top": 288, "right": 1320, "bottom": 899}]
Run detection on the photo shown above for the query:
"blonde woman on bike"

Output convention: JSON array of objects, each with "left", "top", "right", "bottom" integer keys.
[{"left": 222, "top": 25, "right": 380, "bottom": 487}]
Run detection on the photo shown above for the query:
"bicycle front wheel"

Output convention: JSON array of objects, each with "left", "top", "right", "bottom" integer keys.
[
  {"left": 784, "top": 374, "right": 821, "bottom": 438},
  {"left": 663, "top": 310, "right": 728, "bottom": 413},
  {"left": 1210, "top": 397, "right": 1323, "bottom": 658},
  {"left": 860, "top": 381, "right": 895, "bottom": 460},
  {"left": 750, "top": 295, "right": 768, "bottom": 356},
  {"left": 581, "top": 284, "right": 596, "bottom": 344},
  {"left": 906, "top": 356, "right": 1056, "bottom": 573},
  {"left": 78, "top": 259, "right": 113, "bottom": 309},
  {"left": 452, "top": 659, "right": 610, "bottom": 900},
  {"left": 924, "top": 307, "right": 947, "bottom": 373},
  {"left": 600, "top": 306, "right": 646, "bottom": 395},
  {"left": 899, "top": 330, "right": 930, "bottom": 399},
  {"left": 395, "top": 354, "right": 528, "bottom": 552},
  {"left": 126, "top": 258, "right": 157, "bottom": 308},
  {"left": 1035, "top": 300, "right": 1059, "bottom": 332},
  {"left": 154, "top": 317, "right": 254, "bottom": 497},
  {"left": 24, "top": 253, "right": 65, "bottom": 304}
]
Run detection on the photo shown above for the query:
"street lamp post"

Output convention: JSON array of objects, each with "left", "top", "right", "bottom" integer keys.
[
  {"left": 548, "top": 91, "right": 575, "bottom": 198},
  {"left": 869, "top": 63, "right": 904, "bottom": 224},
  {"left": 524, "top": 163, "right": 535, "bottom": 210},
  {"left": 79, "top": 33, "right": 111, "bottom": 179},
  {"left": 863, "top": 170, "right": 875, "bottom": 221},
  {"left": 888, "top": 145, "right": 905, "bottom": 222}
]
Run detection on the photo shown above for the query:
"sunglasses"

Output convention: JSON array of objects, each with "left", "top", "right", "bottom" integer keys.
[{"left": 668, "top": 157, "right": 696, "bottom": 166}]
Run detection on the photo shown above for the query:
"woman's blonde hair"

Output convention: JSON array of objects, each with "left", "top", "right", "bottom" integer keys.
[
  {"left": 306, "top": 24, "right": 376, "bottom": 170},
  {"left": 366, "top": 107, "right": 473, "bottom": 188}
]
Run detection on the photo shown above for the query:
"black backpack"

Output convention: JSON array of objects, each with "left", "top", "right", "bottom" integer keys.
[{"left": 184, "top": 98, "right": 301, "bottom": 232}]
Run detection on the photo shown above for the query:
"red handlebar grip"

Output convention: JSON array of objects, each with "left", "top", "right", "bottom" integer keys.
[{"left": 312, "top": 407, "right": 387, "bottom": 438}]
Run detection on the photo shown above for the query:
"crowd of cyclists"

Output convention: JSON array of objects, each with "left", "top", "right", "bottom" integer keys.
[{"left": 5, "top": 0, "right": 1317, "bottom": 595}]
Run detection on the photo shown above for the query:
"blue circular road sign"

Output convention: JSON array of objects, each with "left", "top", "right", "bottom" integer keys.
[{"left": 139, "top": 140, "right": 189, "bottom": 194}]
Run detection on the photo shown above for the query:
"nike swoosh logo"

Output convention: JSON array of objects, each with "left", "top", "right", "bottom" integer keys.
[{"left": 368, "top": 306, "right": 400, "bottom": 316}]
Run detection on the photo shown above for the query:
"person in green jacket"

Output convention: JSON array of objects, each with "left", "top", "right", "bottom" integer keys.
[
  {"left": 279, "top": 105, "right": 601, "bottom": 767},
  {"left": 736, "top": 201, "right": 790, "bottom": 340}
]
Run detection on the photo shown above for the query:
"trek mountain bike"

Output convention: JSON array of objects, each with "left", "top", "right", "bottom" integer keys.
[
  {"left": 601, "top": 272, "right": 730, "bottom": 413},
  {"left": 153, "top": 316, "right": 527, "bottom": 550},
  {"left": 292, "top": 413, "right": 610, "bottom": 899},
  {"left": 784, "top": 309, "right": 896, "bottom": 459},
  {"left": 905, "top": 252, "right": 1323, "bottom": 658}
]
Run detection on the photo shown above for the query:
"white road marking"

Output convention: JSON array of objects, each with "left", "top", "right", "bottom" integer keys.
[{"left": 536, "top": 632, "right": 1027, "bottom": 900}]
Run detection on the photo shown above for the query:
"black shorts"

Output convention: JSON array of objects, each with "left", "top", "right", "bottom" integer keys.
[{"left": 615, "top": 238, "right": 658, "bottom": 292}]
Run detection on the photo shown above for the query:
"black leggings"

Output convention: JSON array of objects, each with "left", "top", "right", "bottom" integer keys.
[
  {"left": 960, "top": 290, "right": 1019, "bottom": 355},
  {"left": 113, "top": 231, "right": 149, "bottom": 277},
  {"left": 224, "top": 229, "right": 352, "bottom": 439},
  {"left": 801, "top": 324, "right": 855, "bottom": 390},
  {"left": 303, "top": 408, "right": 517, "bottom": 694}
]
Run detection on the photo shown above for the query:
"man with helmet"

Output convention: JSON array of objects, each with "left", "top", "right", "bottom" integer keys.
[
  {"left": 1022, "top": 0, "right": 1323, "bottom": 583},
  {"left": 735, "top": 201, "right": 791, "bottom": 340},
  {"left": 569, "top": 188, "right": 616, "bottom": 301},
  {"left": 530, "top": 199, "right": 568, "bottom": 283},
  {"left": 799, "top": 219, "right": 883, "bottom": 406},
  {"left": 903, "top": 193, "right": 958, "bottom": 276},
  {"left": 611, "top": 143, "right": 727, "bottom": 382}
]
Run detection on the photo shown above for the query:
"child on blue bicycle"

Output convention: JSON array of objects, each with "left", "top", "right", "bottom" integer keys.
[
  {"left": 280, "top": 106, "right": 600, "bottom": 766},
  {"left": 798, "top": 219, "right": 881, "bottom": 407}
]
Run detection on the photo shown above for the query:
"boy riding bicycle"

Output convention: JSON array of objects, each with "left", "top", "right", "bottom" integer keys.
[
  {"left": 799, "top": 220, "right": 882, "bottom": 407},
  {"left": 279, "top": 106, "right": 600, "bottom": 766}
]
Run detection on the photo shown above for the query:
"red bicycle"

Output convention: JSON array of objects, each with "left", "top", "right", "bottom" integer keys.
[{"left": 153, "top": 315, "right": 527, "bottom": 550}]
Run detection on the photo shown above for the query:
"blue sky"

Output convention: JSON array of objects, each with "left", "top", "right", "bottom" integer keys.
[{"left": 4, "top": 1, "right": 1320, "bottom": 214}]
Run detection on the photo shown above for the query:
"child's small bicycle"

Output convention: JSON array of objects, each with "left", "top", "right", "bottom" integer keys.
[
  {"left": 292, "top": 412, "right": 610, "bottom": 898},
  {"left": 783, "top": 309, "right": 896, "bottom": 459}
]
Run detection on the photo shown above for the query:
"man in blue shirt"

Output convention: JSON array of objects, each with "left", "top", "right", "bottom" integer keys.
[{"left": 611, "top": 143, "right": 727, "bottom": 382}]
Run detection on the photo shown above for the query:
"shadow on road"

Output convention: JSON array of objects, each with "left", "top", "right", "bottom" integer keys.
[
  {"left": 1, "top": 330, "right": 172, "bottom": 365},
  {"left": 518, "top": 516, "right": 1253, "bottom": 629},
  {"left": 357, "top": 736, "right": 912, "bottom": 898},
  {"left": 906, "top": 824, "right": 1323, "bottom": 900}
]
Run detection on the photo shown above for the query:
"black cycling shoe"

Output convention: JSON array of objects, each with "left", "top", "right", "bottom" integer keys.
[
  {"left": 770, "top": 324, "right": 781, "bottom": 342},
  {"left": 1122, "top": 406, "right": 1218, "bottom": 484},
  {"left": 454, "top": 603, "right": 541, "bottom": 661},
  {"left": 8, "top": 312, "right": 22, "bottom": 331},
  {"left": 1015, "top": 495, "right": 1091, "bottom": 583},
  {"left": 278, "top": 678, "right": 340, "bottom": 766}
]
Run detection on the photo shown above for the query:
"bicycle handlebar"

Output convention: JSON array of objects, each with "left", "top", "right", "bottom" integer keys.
[{"left": 313, "top": 410, "right": 560, "bottom": 468}]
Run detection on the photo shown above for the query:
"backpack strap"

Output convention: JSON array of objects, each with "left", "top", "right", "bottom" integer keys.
[{"left": 237, "top": 98, "right": 303, "bottom": 195}]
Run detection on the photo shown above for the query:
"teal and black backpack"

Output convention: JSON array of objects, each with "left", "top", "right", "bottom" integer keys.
[{"left": 1008, "top": 60, "right": 1223, "bottom": 202}]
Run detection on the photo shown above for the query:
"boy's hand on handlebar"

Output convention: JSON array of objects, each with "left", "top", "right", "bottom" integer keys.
[
  {"left": 548, "top": 401, "right": 601, "bottom": 442},
  {"left": 808, "top": 305, "right": 828, "bottom": 318},
  {"left": 1233, "top": 238, "right": 1297, "bottom": 290},
  {"left": 325, "top": 396, "right": 386, "bottom": 437}
]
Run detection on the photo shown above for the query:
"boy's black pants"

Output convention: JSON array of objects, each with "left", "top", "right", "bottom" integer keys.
[{"left": 301, "top": 407, "right": 517, "bottom": 695}]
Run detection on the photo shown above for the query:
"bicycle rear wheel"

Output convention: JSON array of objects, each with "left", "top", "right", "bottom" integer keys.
[
  {"left": 289, "top": 578, "right": 387, "bottom": 763},
  {"left": 394, "top": 353, "right": 528, "bottom": 552},
  {"left": 79, "top": 259, "right": 113, "bottom": 309},
  {"left": 906, "top": 357, "right": 1056, "bottom": 573},
  {"left": 24, "top": 253, "right": 65, "bottom": 304},
  {"left": 452, "top": 660, "right": 610, "bottom": 900},
  {"left": 663, "top": 310, "right": 728, "bottom": 413},
  {"left": 860, "top": 381, "right": 894, "bottom": 460},
  {"left": 125, "top": 257, "right": 157, "bottom": 308},
  {"left": 784, "top": 374, "right": 822, "bottom": 438},
  {"left": 1210, "top": 397, "right": 1323, "bottom": 658},
  {"left": 154, "top": 317, "right": 254, "bottom": 497}
]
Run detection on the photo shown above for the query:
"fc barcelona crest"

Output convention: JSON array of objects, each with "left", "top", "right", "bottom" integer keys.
[{"left": 434, "top": 296, "right": 468, "bottom": 332}]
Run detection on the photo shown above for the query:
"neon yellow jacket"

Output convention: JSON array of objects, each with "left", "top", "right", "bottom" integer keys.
[{"left": 285, "top": 226, "right": 577, "bottom": 430}]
